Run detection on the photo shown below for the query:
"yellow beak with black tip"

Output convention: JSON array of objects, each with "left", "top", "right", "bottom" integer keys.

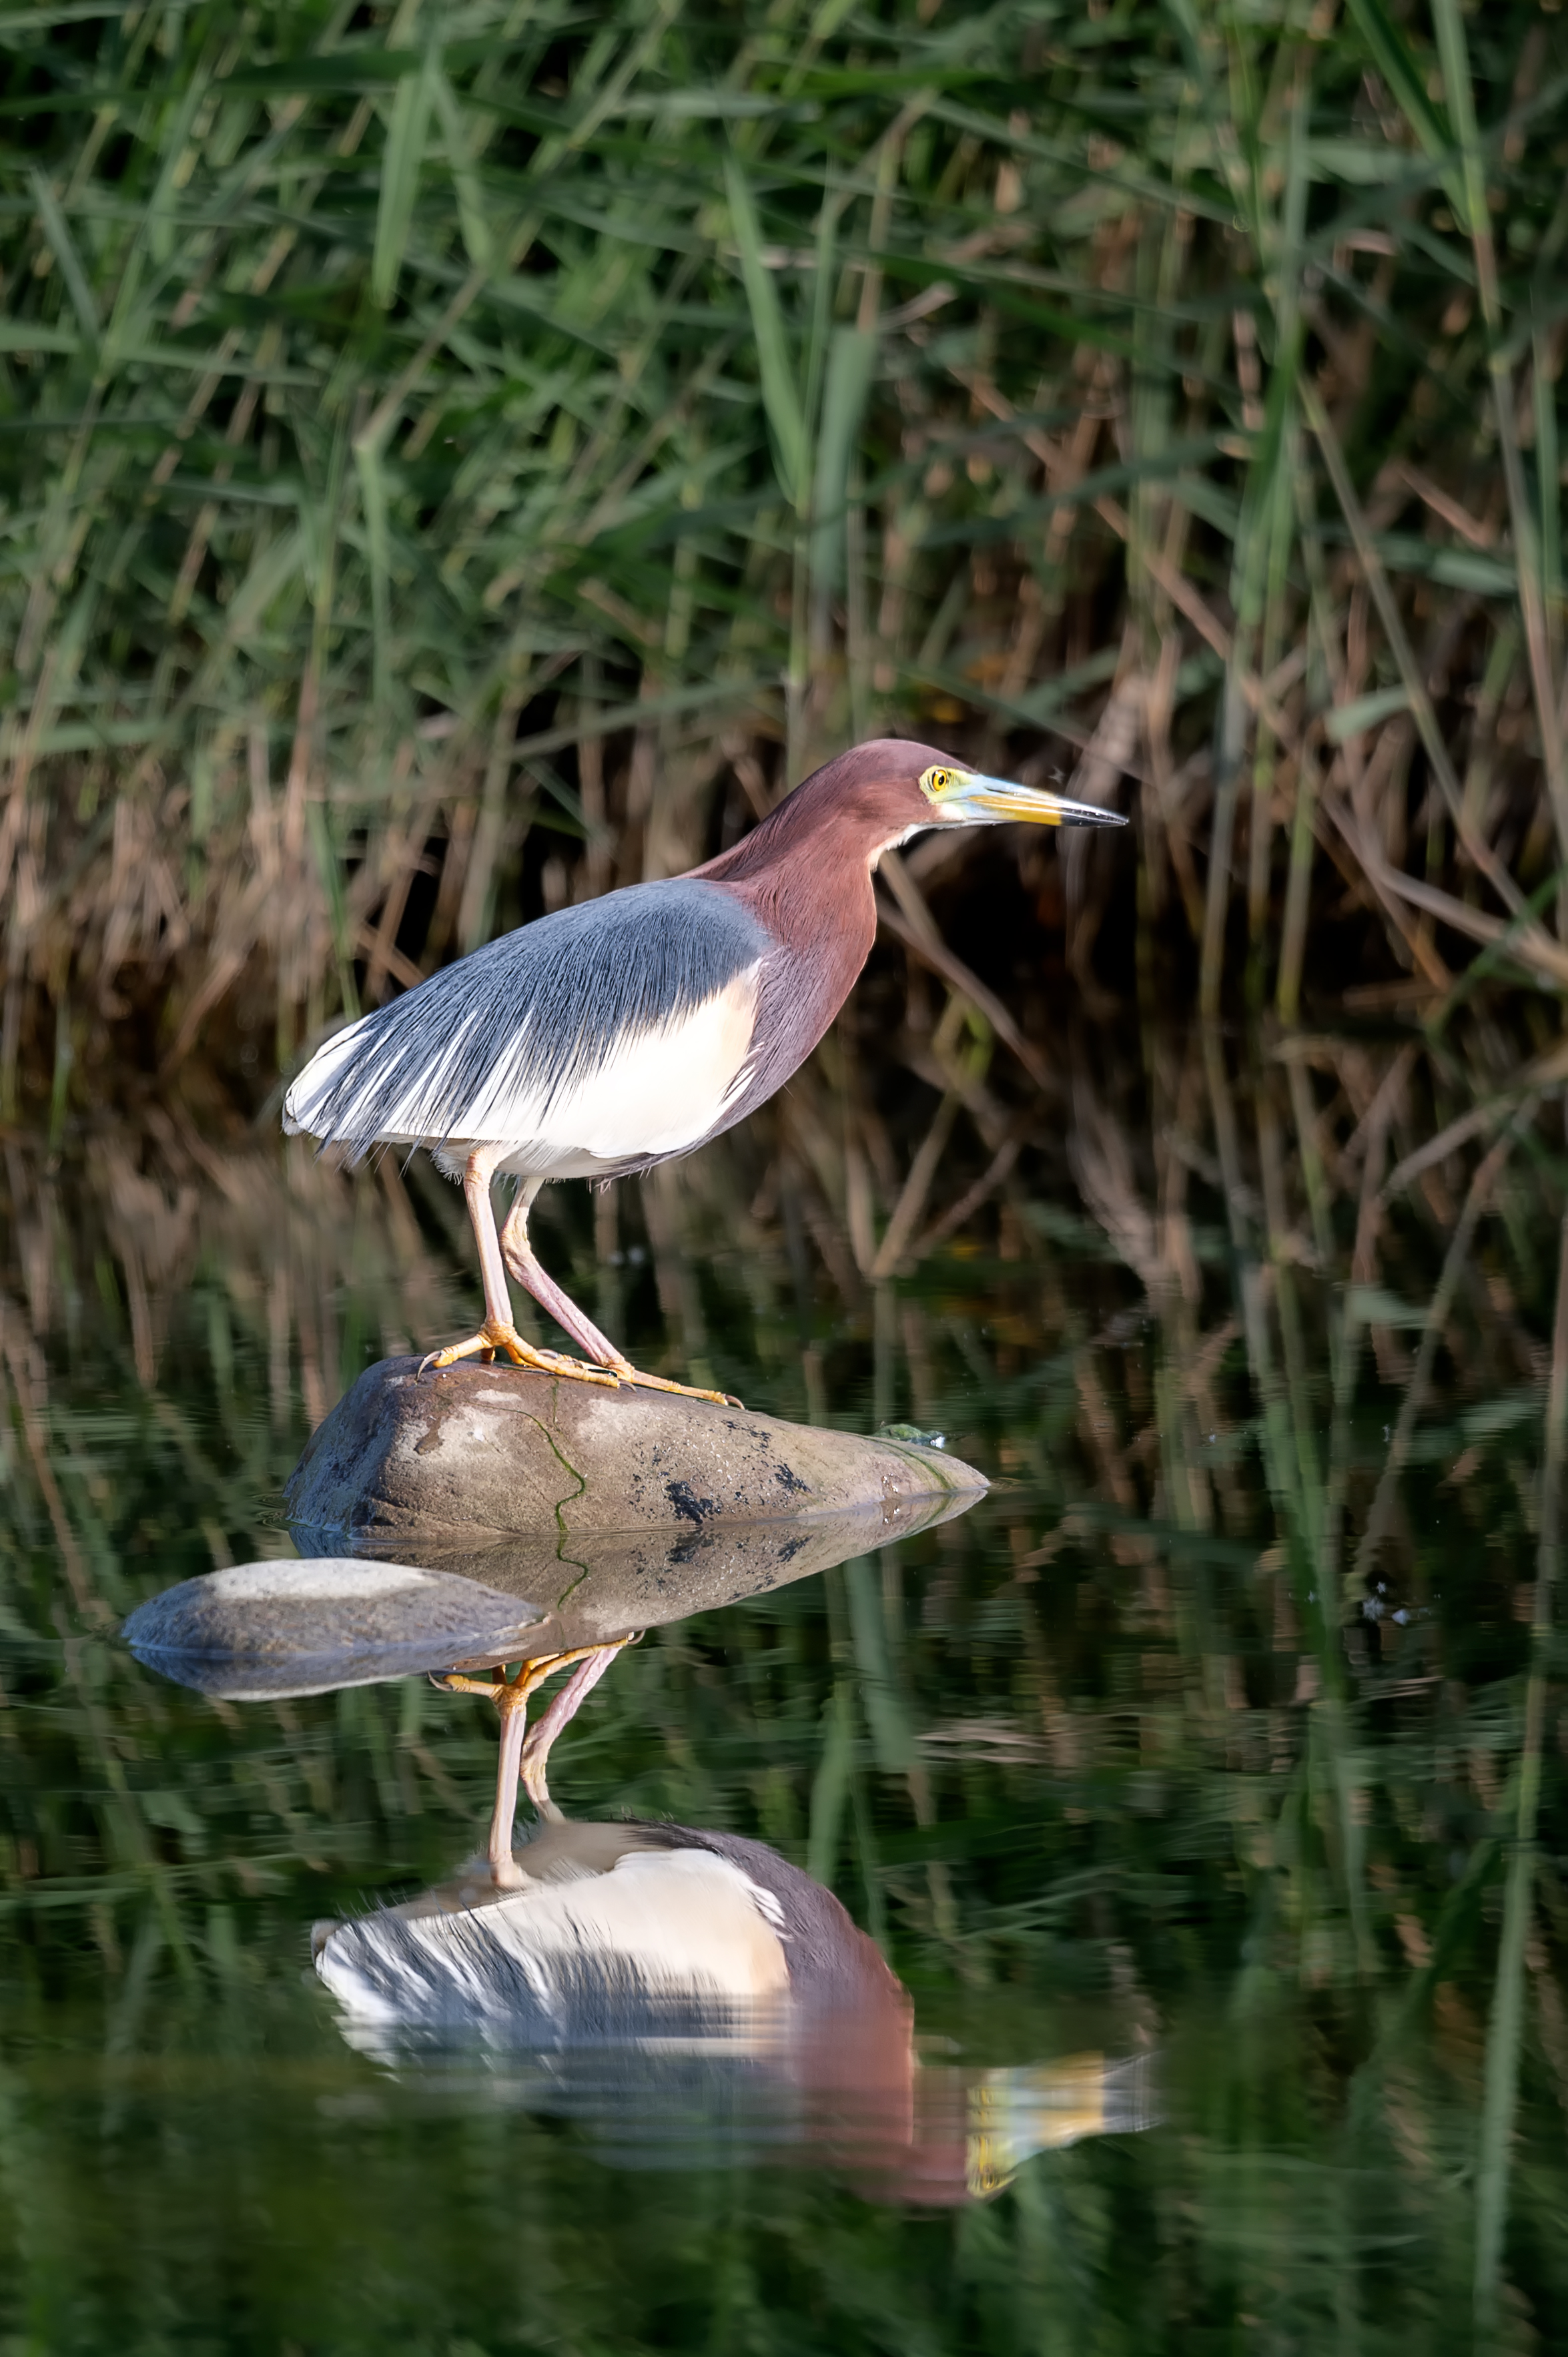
[{"left": 919, "top": 763, "right": 1128, "bottom": 828}]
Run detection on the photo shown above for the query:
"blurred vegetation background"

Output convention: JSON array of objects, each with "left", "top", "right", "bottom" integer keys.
[
  {"left": 5, "top": 1, "right": 1568, "bottom": 2344},
  {"left": 1, "top": 0, "right": 1567, "bottom": 1110}
]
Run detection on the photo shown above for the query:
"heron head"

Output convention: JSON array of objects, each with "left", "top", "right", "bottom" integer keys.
[
  {"left": 910, "top": 752, "right": 1128, "bottom": 831},
  {"left": 723, "top": 738, "right": 1131, "bottom": 879}
]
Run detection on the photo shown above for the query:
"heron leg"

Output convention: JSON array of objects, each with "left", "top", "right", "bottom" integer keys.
[
  {"left": 518, "top": 1640, "right": 633, "bottom": 1821},
  {"left": 434, "top": 1636, "right": 638, "bottom": 1883},
  {"left": 499, "top": 1181, "right": 623, "bottom": 1360},
  {"left": 420, "top": 1147, "right": 620, "bottom": 1387},
  {"left": 498, "top": 1185, "right": 738, "bottom": 1408}
]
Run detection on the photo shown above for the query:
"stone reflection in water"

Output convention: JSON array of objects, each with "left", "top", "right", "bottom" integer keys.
[
  {"left": 121, "top": 1557, "right": 546, "bottom": 1697},
  {"left": 123, "top": 1483, "right": 978, "bottom": 1695}
]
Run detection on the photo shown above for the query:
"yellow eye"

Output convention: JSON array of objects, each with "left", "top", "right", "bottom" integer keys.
[{"left": 921, "top": 765, "right": 953, "bottom": 797}]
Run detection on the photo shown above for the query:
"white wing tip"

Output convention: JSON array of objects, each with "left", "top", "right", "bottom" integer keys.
[{"left": 282, "top": 1018, "right": 368, "bottom": 1140}]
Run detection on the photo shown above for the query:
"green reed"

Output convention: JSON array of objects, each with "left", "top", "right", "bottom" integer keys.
[{"left": 1, "top": 0, "right": 1567, "bottom": 1109}]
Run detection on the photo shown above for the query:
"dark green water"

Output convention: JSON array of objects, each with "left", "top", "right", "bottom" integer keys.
[{"left": 1, "top": 1102, "right": 1565, "bottom": 2354}]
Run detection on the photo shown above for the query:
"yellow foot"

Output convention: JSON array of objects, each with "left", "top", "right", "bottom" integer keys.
[
  {"left": 605, "top": 1359, "right": 741, "bottom": 1409},
  {"left": 418, "top": 1320, "right": 621, "bottom": 1387},
  {"left": 431, "top": 1635, "right": 637, "bottom": 1710}
]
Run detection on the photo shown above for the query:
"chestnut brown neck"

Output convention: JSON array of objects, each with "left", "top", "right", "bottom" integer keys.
[
  {"left": 682, "top": 740, "right": 949, "bottom": 1136},
  {"left": 693, "top": 741, "right": 935, "bottom": 894},
  {"left": 691, "top": 738, "right": 943, "bottom": 950}
]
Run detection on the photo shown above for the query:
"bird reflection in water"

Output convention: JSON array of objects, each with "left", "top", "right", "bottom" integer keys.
[
  {"left": 123, "top": 1542, "right": 1152, "bottom": 2196},
  {"left": 314, "top": 1642, "right": 1151, "bottom": 2202}
]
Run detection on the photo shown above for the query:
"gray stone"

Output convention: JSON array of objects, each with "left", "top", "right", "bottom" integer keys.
[
  {"left": 286, "top": 1355, "right": 986, "bottom": 1543},
  {"left": 122, "top": 1558, "right": 542, "bottom": 1699}
]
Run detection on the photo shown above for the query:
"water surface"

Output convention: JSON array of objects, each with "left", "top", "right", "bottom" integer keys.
[{"left": 1, "top": 1049, "right": 1563, "bottom": 2353}]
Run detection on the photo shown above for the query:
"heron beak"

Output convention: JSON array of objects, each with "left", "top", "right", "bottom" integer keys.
[{"left": 937, "top": 769, "right": 1129, "bottom": 829}]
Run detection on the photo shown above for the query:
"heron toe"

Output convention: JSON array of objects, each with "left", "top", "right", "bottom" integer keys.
[
  {"left": 611, "top": 1362, "right": 741, "bottom": 1408},
  {"left": 418, "top": 1321, "right": 622, "bottom": 1388}
]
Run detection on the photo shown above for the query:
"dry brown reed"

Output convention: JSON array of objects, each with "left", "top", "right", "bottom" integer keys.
[{"left": 1, "top": 0, "right": 1566, "bottom": 1124}]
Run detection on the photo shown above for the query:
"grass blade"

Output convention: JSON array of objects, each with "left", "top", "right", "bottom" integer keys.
[
  {"left": 725, "top": 150, "right": 806, "bottom": 510},
  {"left": 806, "top": 1679, "right": 853, "bottom": 1887},
  {"left": 430, "top": 61, "right": 494, "bottom": 276},
  {"left": 1475, "top": 1203, "right": 1568, "bottom": 2325},
  {"left": 28, "top": 168, "right": 99, "bottom": 352},
  {"left": 809, "top": 323, "right": 876, "bottom": 621},
  {"left": 372, "top": 42, "right": 437, "bottom": 310}
]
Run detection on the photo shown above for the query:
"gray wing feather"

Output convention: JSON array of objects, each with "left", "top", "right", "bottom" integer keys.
[{"left": 287, "top": 879, "right": 774, "bottom": 1158}]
